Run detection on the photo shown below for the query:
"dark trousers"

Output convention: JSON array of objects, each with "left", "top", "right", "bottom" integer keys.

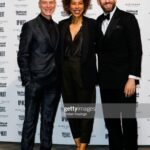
[
  {"left": 62, "top": 57, "right": 96, "bottom": 143},
  {"left": 21, "top": 81, "right": 60, "bottom": 150},
  {"left": 100, "top": 89, "right": 137, "bottom": 150}
]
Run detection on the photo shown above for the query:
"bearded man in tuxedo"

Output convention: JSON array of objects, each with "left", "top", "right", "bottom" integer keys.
[{"left": 96, "top": 0, "right": 142, "bottom": 150}]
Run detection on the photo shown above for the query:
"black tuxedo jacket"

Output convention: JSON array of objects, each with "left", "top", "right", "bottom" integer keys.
[
  {"left": 18, "top": 15, "right": 59, "bottom": 86},
  {"left": 59, "top": 16, "right": 97, "bottom": 89},
  {"left": 97, "top": 8, "right": 142, "bottom": 89}
]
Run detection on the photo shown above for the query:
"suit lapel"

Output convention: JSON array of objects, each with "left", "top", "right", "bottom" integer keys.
[
  {"left": 81, "top": 16, "right": 90, "bottom": 62},
  {"left": 104, "top": 8, "right": 120, "bottom": 39}
]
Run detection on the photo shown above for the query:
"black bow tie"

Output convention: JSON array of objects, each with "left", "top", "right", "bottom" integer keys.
[{"left": 102, "top": 13, "right": 110, "bottom": 21}]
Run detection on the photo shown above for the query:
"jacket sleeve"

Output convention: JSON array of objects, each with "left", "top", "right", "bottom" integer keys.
[
  {"left": 17, "top": 22, "right": 32, "bottom": 86},
  {"left": 125, "top": 14, "right": 142, "bottom": 77}
]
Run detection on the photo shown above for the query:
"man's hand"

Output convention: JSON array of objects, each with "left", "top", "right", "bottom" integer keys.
[{"left": 124, "top": 78, "right": 136, "bottom": 97}]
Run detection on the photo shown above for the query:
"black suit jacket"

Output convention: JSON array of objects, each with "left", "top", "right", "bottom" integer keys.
[
  {"left": 17, "top": 15, "right": 59, "bottom": 86},
  {"left": 97, "top": 8, "right": 142, "bottom": 89},
  {"left": 59, "top": 16, "right": 97, "bottom": 89}
]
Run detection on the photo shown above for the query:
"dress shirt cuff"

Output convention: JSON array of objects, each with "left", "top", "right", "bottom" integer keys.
[{"left": 128, "top": 75, "right": 140, "bottom": 80}]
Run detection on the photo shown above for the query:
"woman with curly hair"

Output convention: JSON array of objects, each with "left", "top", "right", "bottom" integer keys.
[{"left": 59, "top": 0, "right": 97, "bottom": 149}]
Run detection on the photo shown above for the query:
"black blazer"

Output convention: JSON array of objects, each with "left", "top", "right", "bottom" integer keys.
[
  {"left": 59, "top": 16, "right": 97, "bottom": 89},
  {"left": 17, "top": 15, "right": 59, "bottom": 86},
  {"left": 97, "top": 8, "right": 142, "bottom": 89}
]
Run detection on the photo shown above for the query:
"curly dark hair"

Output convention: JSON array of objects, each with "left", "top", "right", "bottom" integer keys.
[{"left": 62, "top": 0, "right": 91, "bottom": 15}]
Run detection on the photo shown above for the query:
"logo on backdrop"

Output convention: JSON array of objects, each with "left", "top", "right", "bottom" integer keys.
[
  {"left": 0, "top": 51, "right": 5, "bottom": 57},
  {"left": 17, "top": 91, "right": 24, "bottom": 96},
  {"left": 18, "top": 100, "right": 25, "bottom": 106},
  {"left": 0, "top": 106, "right": 6, "bottom": 112},
  {"left": 0, "top": 12, "right": 4, "bottom": 17},
  {"left": 126, "top": 9, "right": 138, "bottom": 15},
  {"left": 0, "top": 3, "right": 5, "bottom": 7},
  {"left": 0, "top": 122, "right": 7, "bottom": 127},
  {"left": 16, "top": 11, "right": 27, "bottom": 16},
  {"left": 0, "top": 27, "right": 4, "bottom": 32},
  {"left": 16, "top": 20, "right": 26, "bottom": 26},
  {"left": 0, "top": 131, "right": 7, "bottom": 136},
  {"left": 0, "top": 83, "right": 7, "bottom": 88},
  {"left": 62, "top": 132, "right": 71, "bottom": 138},
  {"left": 0, "top": 42, "right": 6, "bottom": 47},
  {"left": 0, "top": 68, "right": 5, "bottom": 73}
]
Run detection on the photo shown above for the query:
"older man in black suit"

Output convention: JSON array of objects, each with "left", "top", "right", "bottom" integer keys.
[
  {"left": 17, "top": 0, "right": 60, "bottom": 149},
  {"left": 96, "top": 0, "right": 142, "bottom": 150}
]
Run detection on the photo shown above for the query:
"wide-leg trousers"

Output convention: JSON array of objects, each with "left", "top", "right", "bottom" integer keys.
[{"left": 62, "top": 57, "right": 96, "bottom": 143}]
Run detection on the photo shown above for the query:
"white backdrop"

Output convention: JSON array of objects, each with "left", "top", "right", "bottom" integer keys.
[{"left": 0, "top": 0, "right": 150, "bottom": 145}]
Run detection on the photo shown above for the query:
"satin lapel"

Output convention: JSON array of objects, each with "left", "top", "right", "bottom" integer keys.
[
  {"left": 97, "top": 16, "right": 104, "bottom": 37},
  {"left": 104, "top": 8, "right": 120, "bottom": 39}
]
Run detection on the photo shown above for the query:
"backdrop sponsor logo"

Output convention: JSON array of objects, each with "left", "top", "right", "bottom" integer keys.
[
  {"left": 0, "top": 122, "right": 7, "bottom": 127},
  {"left": 17, "top": 35, "right": 20, "bottom": 40},
  {"left": 0, "top": 131, "right": 7, "bottom": 136},
  {"left": 0, "top": 27, "right": 4, "bottom": 32},
  {"left": 136, "top": 92, "right": 140, "bottom": 98},
  {"left": 105, "top": 133, "right": 108, "bottom": 139},
  {"left": 0, "top": 82, "right": 7, "bottom": 87},
  {"left": 0, "top": 68, "right": 5, "bottom": 73},
  {"left": 125, "top": 3, "right": 141, "bottom": 7},
  {"left": 58, "top": 124, "right": 69, "bottom": 130},
  {"left": 18, "top": 131, "right": 22, "bottom": 136},
  {"left": 0, "top": 92, "right": 6, "bottom": 97},
  {"left": 126, "top": 9, "right": 138, "bottom": 15},
  {"left": 16, "top": 20, "right": 26, "bottom": 25},
  {"left": 0, "top": 3, "right": 5, "bottom": 7},
  {"left": 16, "top": 123, "right": 23, "bottom": 127},
  {"left": 0, "top": 12, "right": 4, "bottom": 17},
  {"left": 14, "top": 4, "right": 28, "bottom": 8},
  {"left": 0, "top": 51, "right": 5, "bottom": 57},
  {"left": 0, "top": 106, "right": 6, "bottom": 112},
  {"left": 18, "top": 76, "right": 21, "bottom": 82},
  {"left": 0, "top": 42, "right": 6, "bottom": 47},
  {"left": 18, "top": 100, "right": 25, "bottom": 106},
  {"left": 18, "top": 115, "right": 25, "bottom": 121},
  {"left": 17, "top": 91, "right": 24, "bottom": 96},
  {"left": 16, "top": 10, "right": 27, "bottom": 16},
  {"left": 61, "top": 117, "right": 67, "bottom": 122},
  {"left": 62, "top": 132, "right": 71, "bottom": 138}
]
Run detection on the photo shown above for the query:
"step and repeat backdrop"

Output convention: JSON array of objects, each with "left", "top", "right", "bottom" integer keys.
[{"left": 0, "top": 0, "right": 150, "bottom": 145}]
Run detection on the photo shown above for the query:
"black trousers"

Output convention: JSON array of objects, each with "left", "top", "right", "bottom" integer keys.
[
  {"left": 62, "top": 57, "right": 96, "bottom": 143},
  {"left": 21, "top": 80, "right": 60, "bottom": 150},
  {"left": 100, "top": 89, "right": 137, "bottom": 150}
]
